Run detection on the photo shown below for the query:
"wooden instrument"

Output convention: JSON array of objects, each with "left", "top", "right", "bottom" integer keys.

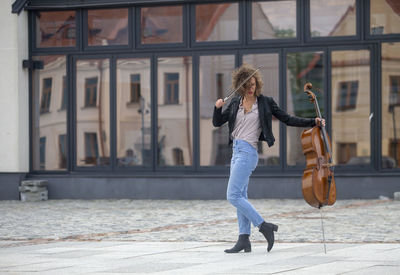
[{"left": 301, "top": 83, "right": 336, "bottom": 208}]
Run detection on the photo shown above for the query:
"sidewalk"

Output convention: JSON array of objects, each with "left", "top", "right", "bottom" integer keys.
[{"left": 0, "top": 199, "right": 399, "bottom": 274}]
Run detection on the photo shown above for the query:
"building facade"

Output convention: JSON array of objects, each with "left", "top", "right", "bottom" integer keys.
[{"left": 1, "top": 0, "right": 400, "bottom": 199}]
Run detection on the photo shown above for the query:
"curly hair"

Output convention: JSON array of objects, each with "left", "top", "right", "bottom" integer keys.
[{"left": 231, "top": 63, "right": 263, "bottom": 97}]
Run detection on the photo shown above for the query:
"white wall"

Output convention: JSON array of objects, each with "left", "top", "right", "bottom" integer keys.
[{"left": 0, "top": 0, "right": 29, "bottom": 172}]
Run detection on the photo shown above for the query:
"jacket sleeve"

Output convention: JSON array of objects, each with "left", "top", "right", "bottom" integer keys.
[
  {"left": 212, "top": 103, "right": 231, "bottom": 127},
  {"left": 268, "top": 97, "right": 316, "bottom": 128}
]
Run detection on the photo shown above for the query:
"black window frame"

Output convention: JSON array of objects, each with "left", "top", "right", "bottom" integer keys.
[
  {"left": 83, "top": 7, "right": 133, "bottom": 51},
  {"left": 190, "top": 1, "right": 244, "bottom": 48},
  {"left": 247, "top": 0, "right": 300, "bottom": 46},
  {"left": 305, "top": 0, "right": 362, "bottom": 43},
  {"left": 136, "top": 3, "right": 188, "bottom": 50},
  {"left": 365, "top": 0, "right": 400, "bottom": 40},
  {"left": 32, "top": 9, "right": 81, "bottom": 53},
  {"left": 26, "top": 0, "right": 400, "bottom": 175}
]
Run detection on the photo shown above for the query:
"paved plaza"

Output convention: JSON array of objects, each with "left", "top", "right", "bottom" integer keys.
[{"left": 0, "top": 199, "right": 399, "bottom": 274}]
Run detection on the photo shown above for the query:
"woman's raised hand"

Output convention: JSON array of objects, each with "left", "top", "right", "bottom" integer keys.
[{"left": 215, "top": 99, "right": 226, "bottom": 109}]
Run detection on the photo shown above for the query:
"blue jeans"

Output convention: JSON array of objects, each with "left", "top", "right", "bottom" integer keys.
[{"left": 227, "top": 139, "right": 264, "bottom": 235}]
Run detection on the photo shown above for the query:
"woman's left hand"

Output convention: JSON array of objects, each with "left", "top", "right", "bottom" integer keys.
[{"left": 315, "top": 118, "right": 326, "bottom": 127}]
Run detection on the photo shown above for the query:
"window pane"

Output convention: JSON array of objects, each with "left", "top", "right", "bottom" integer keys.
[
  {"left": 158, "top": 57, "right": 192, "bottom": 166},
  {"left": 331, "top": 50, "right": 370, "bottom": 166},
  {"left": 382, "top": 43, "right": 400, "bottom": 169},
  {"left": 76, "top": 59, "right": 110, "bottom": 167},
  {"left": 32, "top": 56, "right": 67, "bottom": 170},
  {"left": 88, "top": 9, "right": 128, "bottom": 46},
  {"left": 371, "top": 0, "right": 400, "bottom": 35},
  {"left": 286, "top": 52, "right": 324, "bottom": 166},
  {"left": 252, "top": 1, "right": 296, "bottom": 40},
  {"left": 243, "top": 53, "right": 280, "bottom": 166},
  {"left": 140, "top": 6, "right": 183, "bottom": 44},
  {"left": 36, "top": 11, "right": 76, "bottom": 48},
  {"left": 196, "top": 3, "right": 238, "bottom": 42},
  {"left": 200, "top": 55, "right": 235, "bottom": 166},
  {"left": 310, "top": 0, "right": 356, "bottom": 37},
  {"left": 116, "top": 58, "right": 151, "bottom": 167}
]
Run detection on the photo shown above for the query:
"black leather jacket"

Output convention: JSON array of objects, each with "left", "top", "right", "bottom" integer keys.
[{"left": 212, "top": 95, "right": 316, "bottom": 147}]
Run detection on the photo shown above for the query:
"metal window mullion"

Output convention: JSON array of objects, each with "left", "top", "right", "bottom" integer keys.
[
  {"left": 301, "top": 0, "right": 309, "bottom": 44},
  {"left": 129, "top": 7, "right": 135, "bottom": 51},
  {"left": 110, "top": 56, "right": 117, "bottom": 171},
  {"left": 71, "top": 55, "right": 77, "bottom": 171},
  {"left": 29, "top": 10, "right": 33, "bottom": 173},
  {"left": 326, "top": 48, "right": 332, "bottom": 151},
  {"left": 245, "top": 0, "right": 252, "bottom": 44},
  {"left": 66, "top": 54, "right": 73, "bottom": 172},
  {"left": 77, "top": 9, "right": 84, "bottom": 51},
  {"left": 151, "top": 55, "right": 158, "bottom": 171},
  {"left": 81, "top": 9, "right": 87, "bottom": 51},
  {"left": 372, "top": 43, "right": 381, "bottom": 171},
  {"left": 281, "top": 48, "right": 287, "bottom": 172},
  {"left": 193, "top": 53, "right": 199, "bottom": 170},
  {"left": 357, "top": 0, "right": 364, "bottom": 41}
]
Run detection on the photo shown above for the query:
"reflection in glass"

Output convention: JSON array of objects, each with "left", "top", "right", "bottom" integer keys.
[
  {"left": 116, "top": 58, "right": 151, "bottom": 167},
  {"left": 36, "top": 11, "right": 76, "bottom": 48},
  {"left": 76, "top": 59, "right": 110, "bottom": 167},
  {"left": 88, "top": 9, "right": 128, "bottom": 46},
  {"left": 243, "top": 54, "right": 280, "bottom": 166},
  {"left": 286, "top": 52, "right": 324, "bottom": 166},
  {"left": 382, "top": 43, "right": 400, "bottom": 169},
  {"left": 370, "top": 0, "right": 400, "bottom": 35},
  {"left": 141, "top": 6, "right": 183, "bottom": 44},
  {"left": 200, "top": 55, "right": 235, "bottom": 166},
  {"left": 310, "top": 0, "right": 356, "bottom": 37},
  {"left": 331, "top": 50, "right": 370, "bottom": 166},
  {"left": 32, "top": 56, "right": 67, "bottom": 170},
  {"left": 252, "top": 1, "right": 296, "bottom": 40},
  {"left": 196, "top": 3, "right": 238, "bottom": 42},
  {"left": 158, "top": 57, "right": 192, "bottom": 166}
]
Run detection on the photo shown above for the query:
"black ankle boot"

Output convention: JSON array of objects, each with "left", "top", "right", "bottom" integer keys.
[
  {"left": 224, "top": 234, "right": 251, "bottom": 253},
  {"left": 259, "top": 222, "right": 278, "bottom": 252}
]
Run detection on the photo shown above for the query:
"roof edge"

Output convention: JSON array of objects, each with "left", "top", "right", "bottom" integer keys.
[{"left": 12, "top": 0, "right": 30, "bottom": 14}]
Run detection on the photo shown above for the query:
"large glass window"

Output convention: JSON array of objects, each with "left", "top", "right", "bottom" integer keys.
[
  {"left": 76, "top": 59, "right": 110, "bottom": 167},
  {"left": 35, "top": 11, "right": 76, "bottom": 48},
  {"left": 382, "top": 43, "right": 400, "bottom": 169},
  {"left": 200, "top": 55, "right": 235, "bottom": 166},
  {"left": 195, "top": 3, "right": 239, "bottom": 42},
  {"left": 286, "top": 51, "right": 324, "bottom": 166},
  {"left": 252, "top": 1, "right": 296, "bottom": 40},
  {"left": 140, "top": 6, "right": 183, "bottom": 44},
  {"left": 310, "top": 0, "right": 356, "bottom": 37},
  {"left": 331, "top": 50, "right": 370, "bottom": 166},
  {"left": 157, "top": 57, "right": 192, "bottom": 166},
  {"left": 87, "top": 8, "right": 129, "bottom": 46},
  {"left": 243, "top": 53, "right": 280, "bottom": 166},
  {"left": 32, "top": 56, "right": 67, "bottom": 171},
  {"left": 116, "top": 58, "right": 151, "bottom": 167},
  {"left": 370, "top": 0, "right": 400, "bottom": 35}
]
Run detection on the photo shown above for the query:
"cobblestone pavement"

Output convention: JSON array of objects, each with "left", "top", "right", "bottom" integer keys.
[{"left": 1, "top": 199, "right": 399, "bottom": 246}]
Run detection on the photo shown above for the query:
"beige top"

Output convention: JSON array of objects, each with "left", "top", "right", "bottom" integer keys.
[{"left": 231, "top": 98, "right": 262, "bottom": 149}]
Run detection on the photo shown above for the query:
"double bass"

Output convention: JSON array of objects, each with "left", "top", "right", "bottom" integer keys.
[{"left": 301, "top": 83, "right": 336, "bottom": 208}]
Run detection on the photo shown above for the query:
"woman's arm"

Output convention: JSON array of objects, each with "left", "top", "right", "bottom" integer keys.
[
  {"left": 213, "top": 99, "right": 231, "bottom": 127},
  {"left": 268, "top": 97, "right": 316, "bottom": 127}
]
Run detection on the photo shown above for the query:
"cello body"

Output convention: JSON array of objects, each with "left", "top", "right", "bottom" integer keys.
[
  {"left": 301, "top": 126, "right": 336, "bottom": 208},
  {"left": 301, "top": 83, "right": 336, "bottom": 208}
]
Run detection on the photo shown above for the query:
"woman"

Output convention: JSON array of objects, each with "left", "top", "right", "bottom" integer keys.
[{"left": 213, "top": 63, "right": 325, "bottom": 253}]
